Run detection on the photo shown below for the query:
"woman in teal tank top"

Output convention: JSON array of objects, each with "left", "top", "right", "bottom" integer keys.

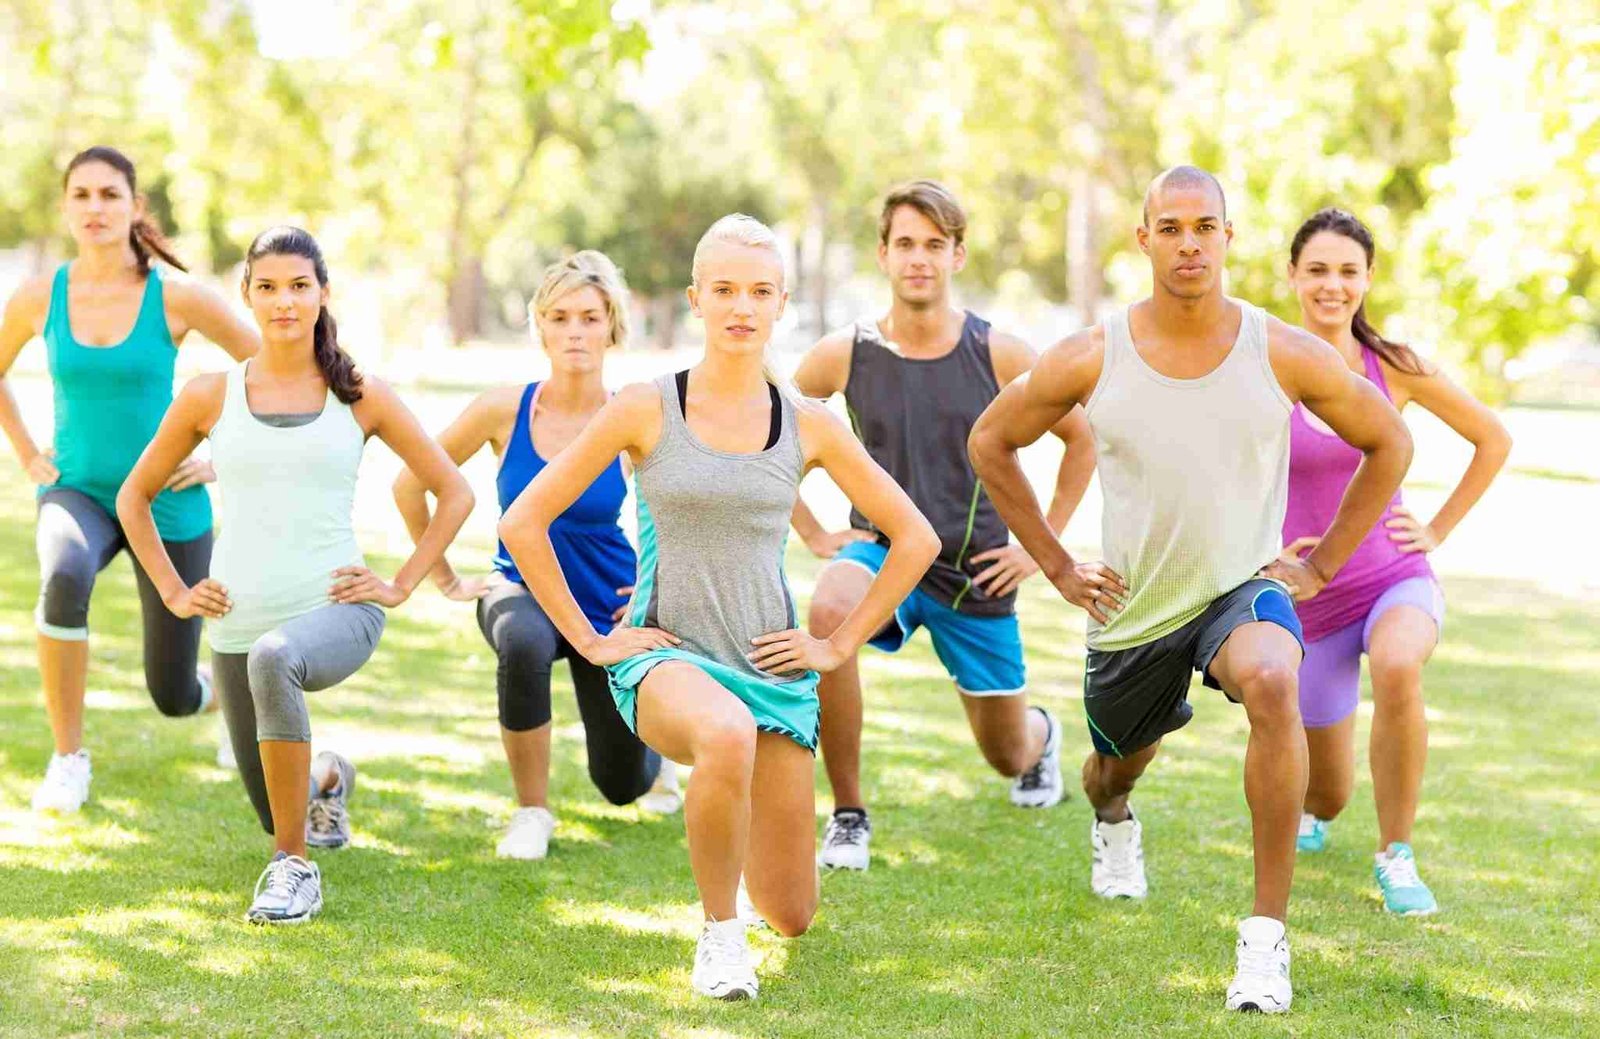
[
  {"left": 0, "top": 146, "right": 259, "bottom": 815},
  {"left": 119, "top": 225, "right": 472, "bottom": 924},
  {"left": 501, "top": 215, "right": 939, "bottom": 1001}
]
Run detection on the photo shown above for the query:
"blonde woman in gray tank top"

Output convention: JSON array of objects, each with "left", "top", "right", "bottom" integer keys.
[
  {"left": 970, "top": 168, "right": 1413, "bottom": 1015},
  {"left": 502, "top": 215, "right": 937, "bottom": 1002}
]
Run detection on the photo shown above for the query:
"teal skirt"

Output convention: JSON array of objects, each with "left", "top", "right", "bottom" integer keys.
[{"left": 607, "top": 648, "right": 820, "bottom": 752}]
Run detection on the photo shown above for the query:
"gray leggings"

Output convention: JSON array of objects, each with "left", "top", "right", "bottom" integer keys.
[
  {"left": 213, "top": 602, "right": 385, "bottom": 834},
  {"left": 35, "top": 487, "right": 212, "bottom": 716}
]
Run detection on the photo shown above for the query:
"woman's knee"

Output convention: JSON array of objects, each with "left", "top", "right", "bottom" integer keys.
[
  {"left": 144, "top": 668, "right": 203, "bottom": 717},
  {"left": 36, "top": 553, "right": 94, "bottom": 636},
  {"left": 1368, "top": 649, "right": 1426, "bottom": 704},
  {"left": 246, "top": 636, "right": 311, "bottom": 740},
  {"left": 692, "top": 713, "right": 758, "bottom": 774},
  {"left": 763, "top": 894, "right": 818, "bottom": 938}
]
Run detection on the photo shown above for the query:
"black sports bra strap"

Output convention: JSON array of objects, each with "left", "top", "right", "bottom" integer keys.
[{"left": 675, "top": 368, "right": 783, "bottom": 452}]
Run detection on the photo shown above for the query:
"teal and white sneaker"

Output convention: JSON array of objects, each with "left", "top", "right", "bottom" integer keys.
[
  {"left": 1375, "top": 842, "right": 1438, "bottom": 916},
  {"left": 246, "top": 852, "right": 323, "bottom": 925},
  {"left": 1296, "top": 813, "right": 1330, "bottom": 853}
]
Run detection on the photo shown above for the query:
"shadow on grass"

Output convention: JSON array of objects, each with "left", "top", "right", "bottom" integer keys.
[{"left": 0, "top": 477, "right": 1596, "bottom": 1037}]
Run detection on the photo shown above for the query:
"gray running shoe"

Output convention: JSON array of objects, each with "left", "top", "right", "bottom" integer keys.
[
  {"left": 306, "top": 751, "right": 356, "bottom": 849},
  {"left": 818, "top": 809, "right": 872, "bottom": 870},
  {"left": 1010, "top": 706, "right": 1064, "bottom": 808},
  {"left": 246, "top": 852, "right": 322, "bottom": 925}
]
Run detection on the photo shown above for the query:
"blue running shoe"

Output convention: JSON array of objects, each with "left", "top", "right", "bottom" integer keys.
[
  {"left": 1375, "top": 842, "right": 1438, "bottom": 916},
  {"left": 1296, "top": 813, "right": 1329, "bottom": 853}
]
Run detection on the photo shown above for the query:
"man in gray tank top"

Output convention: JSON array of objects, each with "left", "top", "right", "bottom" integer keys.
[
  {"left": 970, "top": 167, "right": 1414, "bottom": 1014},
  {"left": 790, "top": 181, "right": 1096, "bottom": 871}
]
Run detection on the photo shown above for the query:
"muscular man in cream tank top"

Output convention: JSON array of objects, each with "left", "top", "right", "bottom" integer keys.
[{"left": 970, "top": 167, "right": 1414, "bottom": 1015}]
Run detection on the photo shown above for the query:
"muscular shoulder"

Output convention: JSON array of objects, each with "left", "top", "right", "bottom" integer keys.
[
  {"left": 793, "top": 326, "right": 856, "bottom": 398},
  {"left": 1264, "top": 315, "right": 1344, "bottom": 399},
  {"left": 1034, "top": 325, "right": 1105, "bottom": 401},
  {"left": 470, "top": 383, "right": 526, "bottom": 424},
  {"left": 175, "top": 371, "right": 229, "bottom": 430}
]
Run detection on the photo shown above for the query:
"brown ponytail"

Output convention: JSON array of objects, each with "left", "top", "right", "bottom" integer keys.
[
  {"left": 64, "top": 146, "right": 187, "bottom": 274},
  {"left": 1289, "top": 207, "right": 1425, "bottom": 376},
  {"left": 245, "top": 226, "right": 365, "bottom": 404}
]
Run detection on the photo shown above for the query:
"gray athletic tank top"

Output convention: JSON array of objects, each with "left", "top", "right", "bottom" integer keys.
[
  {"left": 628, "top": 373, "right": 806, "bottom": 681},
  {"left": 1084, "top": 300, "right": 1291, "bottom": 651},
  {"left": 844, "top": 311, "right": 1011, "bottom": 616}
]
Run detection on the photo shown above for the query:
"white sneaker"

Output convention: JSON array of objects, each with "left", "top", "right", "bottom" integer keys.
[
  {"left": 32, "top": 750, "right": 92, "bottom": 814},
  {"left": 691, "top": 919, "right": 758, "bottom": 1001},
  {"left": 817, "top": 809, "right": 871, "bottom": 870},
  {"left": 1090, "top": 810, "right": 1148, "bottom": 898},
  {"left": 638, "top": 758, "right": 683, "bottom": 814},
  {"left": 1225, "top": 916, "right": 1293, "bottom": 1013},
  {"left": 497, "top": 806, "right": 556, "bottom": 860},
  {"left": 246, "top": 852, "right": 323, "bottom": 925},
  {"left": 1010, "top": 706, "right": 1064, "bottom": 808}
]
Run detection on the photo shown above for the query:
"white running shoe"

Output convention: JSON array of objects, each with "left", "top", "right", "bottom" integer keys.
[
  {"left": 215, "top": 717, "right": 237, "bottom": 770},
  {"left": 638, "top": 759, "right": 683, "bottom": 814},
  {"left": 306, "top": 752, "right": 356, "bottom": 850},
  {"left": 1090, "top": 810, "right": 1148, "bottom": 899},
  {"left": 246, "top": 852, "right": 323, "bottom": 925},
  {"left": 497, "top": 806, "right": 556, "bottom": 860},
  {"left": 1225, "top": 916, "right": 1293, "bottom": 1013},
  {"left": 692, "top": 919, "right": 758, "bottom": 1001},
  {"left": 1010, "top": 706, "right": 1064, "bottom": 808},
  {"left": 32, "top": 750, "right": 92, "bottom": 814},
  {"left": 817, "top": 809, "right": 871, "bottom": 871}
]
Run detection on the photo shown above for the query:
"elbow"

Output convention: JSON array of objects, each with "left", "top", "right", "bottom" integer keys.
[
  {"left": 113, "top": 483, "right": 146, "bottom": 527},
  {"left": 908, "top": 514, "right": 941, "bottom": 568},
  {"left": 1485, "top": 419, "right": 1513, "bottom": 469},
  {"left": 966, "top": 425, "right": 997, "bottom": 479}
]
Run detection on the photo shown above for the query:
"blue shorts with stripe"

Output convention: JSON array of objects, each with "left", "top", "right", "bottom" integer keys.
[
  {"left": 833, "top": 540, "right": 1026, "bottom": 696},
  {"left": 1082, "top": 578, "right": 1303, "bottom": 757}
]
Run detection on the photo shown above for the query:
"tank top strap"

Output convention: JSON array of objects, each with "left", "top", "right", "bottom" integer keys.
[
  {"left": 502, "top": 381, "right": 538, "bottom": 468},
  {"left": 1360, "top": 345, "right": 1396, "bottom": 402},
  {"left": 44, "top": 264, "right": 71, "bottom": 340},
  {"left": 220, "top": 363, "right": 250, "bottom": 427},
  {"left": 130, "top": 266, "right": 172, "bottom": 346},
  {"left": 958, "top": 310, "right": 993, "bottom": 363}
]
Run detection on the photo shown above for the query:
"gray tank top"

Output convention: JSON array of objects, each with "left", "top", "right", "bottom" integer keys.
[
  {"left": 843, "top": 311, "right": 1012, "bottom": 616},
  {"left": 627, "top": 373, "right": 806, "bottom": 681}
]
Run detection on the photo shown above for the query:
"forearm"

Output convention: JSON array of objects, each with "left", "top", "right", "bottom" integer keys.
[
  {"left": 827, "top": 533, "right": 937, "bottom": 654},
  {"left": 392, "top": 478, "right": 459, "bottom": 588},
  {"left": 1307, "top": 438, "right": 1412, "bottom": 579},
  {"left": 115, "top": 487, "right": 186, "bottom": 602},
  {"left": 972, "top": 437, "right": 1073, "bottom": 579},
  {"left": 1428, "top": 437, "right": 1510, "bottom": 542},
  {"left": 502, "top": 522, "right": 603, "bottom": 654},
  {"left": 0, "top": 378, "right": 43, "bottom": 464},
  {"left": 1044, "top": 439, "right": 1095, "bottom": 537},
  {"left": 790, "top": 496, "right": 827, "bottom": 545},
  {"left": 391, "top": 483, "right": 473, "bottom": 596}
]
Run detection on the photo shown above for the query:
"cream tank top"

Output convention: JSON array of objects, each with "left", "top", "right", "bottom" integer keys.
[
  {"left": 1083, "top": 301, "right": 1291, "bottom": 651},
  {"left": 207, "top": 363, "right": 367, "bottom": 653}
]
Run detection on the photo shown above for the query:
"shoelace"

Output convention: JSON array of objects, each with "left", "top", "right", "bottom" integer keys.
[
  {"left": 1017, "top": 756, "right": 1049, "bottom": 791},
  {"left": 828, "top": 814, "right": 869, "bottom": 847},
  {"left": 1379, "top": 852, "right": 1422, "bottom": 889},
  {"left": 698, "top": 927, "right": 748, "bottom": 972},
  {"left": 253, "top": 857, "right": 307, "bottom": 902},
  {"left": 1236, "top": 938, "right": 1285, "bottom": 977},
  {"left": 307, "top": 798, "right": 345, "bottom": 836}
]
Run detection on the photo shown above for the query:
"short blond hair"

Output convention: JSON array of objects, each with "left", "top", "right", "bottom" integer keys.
[
  {"left": 691, "top": 214, "right": 784, "bottom": 287},
  {"left": 530, "top": 250, "right": 631, "bottom": 350}
]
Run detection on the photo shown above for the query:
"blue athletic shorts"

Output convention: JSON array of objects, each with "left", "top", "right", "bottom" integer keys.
[{"left": 833, "top": 540, "right": 1026, "bottom": 696}]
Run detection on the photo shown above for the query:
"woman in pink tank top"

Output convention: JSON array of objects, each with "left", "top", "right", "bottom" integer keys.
[{"left": 1281, "top": 208, "right": 1511, "bottom": 915}]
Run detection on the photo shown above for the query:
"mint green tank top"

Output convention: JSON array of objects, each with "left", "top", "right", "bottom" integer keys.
[
  {"left": 206, "top": 363, "right": 367, "bottom": 653},
  {"left": 42, "top": 263, "right": 213, "bottom": 541}
]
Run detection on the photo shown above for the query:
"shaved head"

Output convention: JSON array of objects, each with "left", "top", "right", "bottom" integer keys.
[{"left": 1143, "top": 165, "right": 1227, "bottom": 226}]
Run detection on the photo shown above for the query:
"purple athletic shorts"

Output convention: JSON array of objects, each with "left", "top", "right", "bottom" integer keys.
[{"left": 1298, "top": 576, "right": 1445, "bottom": 728}]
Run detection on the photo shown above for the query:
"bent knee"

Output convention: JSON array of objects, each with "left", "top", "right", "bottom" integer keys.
[
  {"left": 763, "top": 897, "right": 818, "bottom": 938},
  {"left": 1236, "top": 661, "right": 1299, "bottom": 718},
  {"left": 692, "top": 716, "right": 758, "bottom": 768},
  {"left": 807, "top": 594, "right": 854, "bottom": 638},
  {"left": 1368, "top": 654, "right": 1425, "bottom": 698},
  {"left": 980, "top": 740, "right": 1033, "bottom": 778}
]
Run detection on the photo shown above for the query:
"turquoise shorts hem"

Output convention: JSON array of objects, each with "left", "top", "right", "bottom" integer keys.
[{"left": 606, "top": 648, "right": 820, "bottom": 753}]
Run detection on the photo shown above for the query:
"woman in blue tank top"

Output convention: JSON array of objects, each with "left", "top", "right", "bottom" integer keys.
[
  {"left": 394, "top": 251, "right": 677, "bottom": 862},
  {"left": 0, "top": 146, "right": 259, "bottom": 815}
]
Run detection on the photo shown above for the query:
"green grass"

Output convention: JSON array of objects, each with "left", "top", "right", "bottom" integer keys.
[{"left": 0, "top": 480, "right": 1595, "bottom": 1038}]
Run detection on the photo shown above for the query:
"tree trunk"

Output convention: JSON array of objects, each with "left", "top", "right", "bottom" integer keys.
[
  {"left": 812, "top": 195, "right": 830, "bottom": 336},
  {"left": 1066, "top": 167, "right": 1104, "bottom": 325},
  {"left": 445, "top": 29, "right": 484, "bottom": 345}
]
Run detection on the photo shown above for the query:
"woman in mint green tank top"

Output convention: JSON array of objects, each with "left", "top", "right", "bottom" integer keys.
[
  {"left": 119, "top": 225, "right": 472, "bottom": 924},
  {"left": 0, "top": 146, "right": 259, "bottom": 816}
]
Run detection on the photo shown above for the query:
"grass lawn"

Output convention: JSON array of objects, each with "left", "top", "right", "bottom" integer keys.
[{"left": 0, "top": 474, "right": 1594, "bottom": 1039}]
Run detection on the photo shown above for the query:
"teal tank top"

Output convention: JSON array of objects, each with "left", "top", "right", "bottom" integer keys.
[{"left": 42, "top": 263, "right": 213, "bottom": 541}]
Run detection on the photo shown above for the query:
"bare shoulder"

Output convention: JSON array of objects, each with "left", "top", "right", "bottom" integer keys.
[
  {"left": 1036, "top": 324, "right": 1105, "bottom": 388},
  {"left": 610, "top": 380, "right": 664, "bottom": 418},
  {"left": 470, "top": 383, "right": 526, "bottom": 423},
  {"left": 174, "top": 371, "right": 229, "bottom": 429},
  {"left": 811, "top": 325, "right": 857, "bottom": 357},
  {"left": 987, "top": 327, "right": 1040, "bottom": 384},
  {"left": 3, "top": 272, "right": 52, "bottom": 326},
  {"left": 1264, "top": 313, "right": 1335, "bottom": 362},
  {"left": 792, "top": 393, "right": 844, "bottom": 435}
]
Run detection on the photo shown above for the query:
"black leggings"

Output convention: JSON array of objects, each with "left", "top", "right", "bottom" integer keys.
[
  {"left": 35, "top": 487, "right": 211, "bottom": 717},
  {"left": 475, "top": 578, "right": 659, "bottom": 805}
]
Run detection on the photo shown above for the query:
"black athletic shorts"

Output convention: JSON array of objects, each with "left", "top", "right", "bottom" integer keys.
[{"left": 1082, "top": 578, "right": 1303, "bottom": 758}]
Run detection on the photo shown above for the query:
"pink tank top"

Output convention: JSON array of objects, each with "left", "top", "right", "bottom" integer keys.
[{"left": 1284, "top": 346, "right": 1432, "bottom": 642}]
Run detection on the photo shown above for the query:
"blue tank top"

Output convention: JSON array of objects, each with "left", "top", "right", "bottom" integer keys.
[
  {"left": 42, "top": 263, "right": 213, "bottom": 541},
  {"left": 493, "top": 382, "right": 635, "bottom": 634}
]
